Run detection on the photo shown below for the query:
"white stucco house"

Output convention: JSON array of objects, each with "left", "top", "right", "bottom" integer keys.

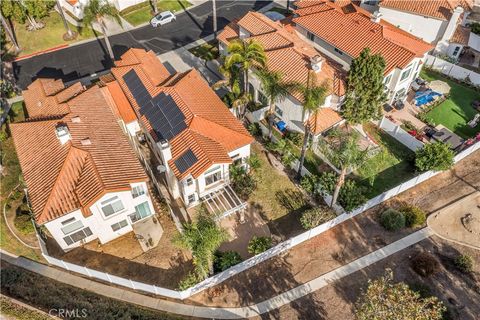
[
  {"left": 110, "top": 49, "right": 253, "bottom": 214},
  {"left": 360, "top": 0, "right": 475, "bottom": 61},
  {"left": 11, "top": 78, "right": 160, "bottom": 252}
]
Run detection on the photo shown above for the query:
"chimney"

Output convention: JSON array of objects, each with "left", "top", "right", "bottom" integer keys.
[
  {"left": 71, "top": 116, "right": 81, "bottom": 123},
  {"left": 371, "top": 11, "right": 382, "bottom": 23},
  {"left": 310, "top": 55, "right": 324, "bottom": 73},
  {"left": 55, "top": 124, "right": 71, "bottom": 145}
]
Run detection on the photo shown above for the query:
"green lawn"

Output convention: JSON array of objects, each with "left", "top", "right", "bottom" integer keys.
[
  {"left": 356, "top": 123, "right": 416, "bottom": 198},
  {"left": 121, "top": 0, "right": 191, "bottom": 26},
  {"left": 11, "top": 12, "right": 97, "bottom": 56},
  {"left": 421, "top": 69, "right": 480, "bottom": 139}
]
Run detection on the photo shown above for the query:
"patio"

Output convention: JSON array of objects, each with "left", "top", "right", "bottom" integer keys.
[{"left": 385, "top": 96, "right": 428, "bottom": 131}]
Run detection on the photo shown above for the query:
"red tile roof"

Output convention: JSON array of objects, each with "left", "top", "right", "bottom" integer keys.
[
  {"left": 218, "top": 12, "right": 346, "bottom": 100},
  {"left": 22, "top": 78, "right": 85, "bottom": 118},
  {"left": 450, "top": 25, "right": 471, "bottom": 45},
  {"left": 380, "top": 0, "right": 473, "bottom": 20},
  {"left": 105, "top": 81, "right": 138, "bottom": 123},
  {"left": 306, "top": 108, "right": 343, "bottom": 134},
  {"left": 293, "top": 0, "right": 434, "bottom": 74},
  {"left": 11, "top": 85, "right": 148, "bottom": 224},
  {"left": 111, "top": 49, "right": 253, "bottom": 180}
]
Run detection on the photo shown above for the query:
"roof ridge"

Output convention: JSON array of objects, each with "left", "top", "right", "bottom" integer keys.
[{"left": 193, "top": 114, "right": 252, "bottom": 140}]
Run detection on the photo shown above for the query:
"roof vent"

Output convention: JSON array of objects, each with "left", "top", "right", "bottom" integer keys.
[
  {"left": 55, "top": 124, "right": 71, "bottom": 145},
  {"left": 80, "top": 138, "right": 92, "bottom": 146},
  {"left": 310, "top": 55, "right": 324, "bottom": 73},
  {"left": 71, "top": 116, "right": 81, "bottom": 123},
  {"left": 371, "top": 11, "right": 382, "bottom": 23}
]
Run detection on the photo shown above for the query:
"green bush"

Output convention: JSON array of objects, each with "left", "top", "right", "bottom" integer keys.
[
  {"left": 300, "top": 174, "right": 319, "bottom": 194},
  {"left": 247, "top": 236, "right": 272, "bottom": 255},
  {"left": 317, "top": 171, "right": 337, "bottom": 194},
  {"left": 300, "top": 207, "right": 336, "bottom": 229},
  {"left": 380, "top": 208, "right": 406, "bottom": 231},
  {"left": 230, "top": 166, "right": 256, "bottom": 200},
  {"left": 339, "top": 180, "right": 367, "bottom": 212},
  {"left": 400, "top": 205, "right": 426, "bottom": 228},
  {"left": 247, "top": 122, "right": 262, "bottom": 136},
  {"left": 415, "top": 142, "right": 454, "bottom": 172},
  {"left": 284, "top": 130, "right": 303, "bottom": 147},
  {"left": 214, "top": 251, "right": 242, "bottom": 272},
  {"left": 14, "top": 213, "right": 35, "bottom": 235},
  {"left": 275, "top": 189, "right": 306, "bottom": 211},
  {"left": 454, "top": 254, "right": 473, "bottom": 273},
  {"left": 247, "top": 154, "right": 261, "bottom": 171},
  {"left": 178, "top": 272, "right": 200, "bottom": 290},
  {"left": 411, "top": 252, "right": 440, "bottom": 277}
]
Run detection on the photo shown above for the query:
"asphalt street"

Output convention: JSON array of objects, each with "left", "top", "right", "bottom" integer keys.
[{"left": 13, "top": 0, "right": 271, "bottom": 89}]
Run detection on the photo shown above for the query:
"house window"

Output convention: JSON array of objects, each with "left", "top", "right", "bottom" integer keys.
[
  {"left": 186, "top": 177, "right": 194, "bottom": 186},
  {"left": 187, "top": 194, "right": 196, "bottom": 204},
  {"left": 334, "top": 48, "right": 344, "bottom": 55},
  {"left": 63, "top": 227, "right": 92, "bottom": 246},
  {"left": 205, "top": 165, "right": 222, "bottom": 186},
  {"left": 384, "top": 74, "right": 392, "bottom": 85},
  {"left": 274, "top": 106, "right": 283, "bottom": 117},
  {"left": 131, "top": 185, "right": 145, "bottom": 198},
  {"left": 258, "top": 91, "right": 268, "bottom": 106},
  {"left": 60, "top": 218, "right": 84, "bottom": 235},
  {"left": 307, "top": 31, "right": 315, "bottom": 41},
  {"left": 129, "top": 202, "right": 152, "bottom": 223},
  {"left": 111, "top": 219, "right": 128, "bottom": 232},
  {"left": 399, "top": 67, "right": 412, "bottom": 82},
  {"left": 100, "top": 196, "right": 125, "bottom": 217},
  {"left": 452, "top": 46, "right": 461, "bottom": 57}
]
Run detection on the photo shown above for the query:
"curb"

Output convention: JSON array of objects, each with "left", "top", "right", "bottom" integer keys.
[{"left": 14, "top": 44, "right": 69, "bottom": 62}]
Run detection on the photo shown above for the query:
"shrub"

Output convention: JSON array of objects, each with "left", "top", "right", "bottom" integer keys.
[
  {"left": 275, "top": 189, "right": 306, "bottom": 211},
  {"left": 230, "top": 166, "right": 256, "bottom": 199},
  {"left": 214, "top": 251, "right": 242, "bottom": 272},
  {"left": 247, "top": 154, "right": 261, "bottom": 171},
  {"left": 400, "top": 205, "right": 426, "bottom": 228},
  {"left": 411, "top": 252, "right": 440, "bottom": 277},
  {"left": 284, "top": 130, "right": 303, "bottom": 147},
  {"left": 415, "top": 142, "right": 454, "bottom": 172},
  {"left": 178, "top": 272, "right": 200, "bottom": 290},
  {"left": 247, "top": 236, "right": 272, "bottom": 255},
  {"left": 339, "top": 180, "right": 367, "bottom": 212},
  {"left": 380, "top": 208, "right": 406, "bottom": 231},
  {"left": 247, "top": 122, "right": 262, "bottom": 136},
  {"left": 14, "top": 213, "right": 35, "bottom": 235},
  {"left": 454, "top": 254, "right": 473, "bottom": 273},
  {"left": 317, "top": 171, "right": 337, "bottom": 194},
  {"left": 300, "top": 174, "right": 319, "bottom": 194},
  {"left": 300, "top": 207, "right": 336, "bottom": 229}
]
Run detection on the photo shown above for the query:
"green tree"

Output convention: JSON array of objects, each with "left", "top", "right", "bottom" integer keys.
[
  {"left": 318, "top": 128, "right": 369, "bottom": 208},
  {"left": 174, "top": 207, "right": 228, "bottom": 279},
  {"left": 23, "top": 0, "right": 56, "bottom": 30},
  {"left": 247, "top": 236, "right": 272, "bottom": 255},
  {"left": 415, "top": 142, "right": 454, "bottom": 171},
  {"left": 255, "top": 68, "right": 298, "bottom": 139},
  {"left": 355, "top": 269, "right": 445, "bottom": 320},
  {"left": 82, "top": 0, "right": 121, "bottom": 60},
  {"left": 224, "top": 39, "right": 266, "bottom": 116},
  {"left": 342, "top": 48, "right": 386, "bottom": 124},
  {"left": 213, "top": 64, "right": 249, "bottom": 118},
  {"left": 297, "top": 71, "right": 329, "bottom": 179}
]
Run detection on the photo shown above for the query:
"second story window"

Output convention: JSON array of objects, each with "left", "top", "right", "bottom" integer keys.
[
  {"left": 205, "top": 165, "right": 222, "bottom": 186},
  {"left": 131, "top": 185, "right": 146, "bottom": 198},
  {"left": 100, "top": 196, "right": 125, "bottom": 217},
  {"left": 307, "top": 31, "right": 315, "bottom": 41},
  {"left": 186, "top": 177, "right": 194, "bottom": 186},
  {"left": 400, "top": 67, "right": 412, "bottom": 82}
]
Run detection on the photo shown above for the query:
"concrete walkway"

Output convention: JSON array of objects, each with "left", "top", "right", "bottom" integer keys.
[{"left": 0, "top": 228, "right": 433, "bottom": 319}]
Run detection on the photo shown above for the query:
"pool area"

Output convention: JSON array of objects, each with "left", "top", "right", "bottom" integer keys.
[{"left": 415, "top": 89, "right": 442, "bottom": 106}]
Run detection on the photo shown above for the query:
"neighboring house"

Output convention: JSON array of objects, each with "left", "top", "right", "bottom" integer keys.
[
  {"left": 59, "top": 0, "right": 147, "bottom": 19},
  {"left": 292, "top": 0, "right": 434, "bottom": 104},
  {"left": 369, "top": 0, "right": 474, "bottom": 60},
  {"left": 110, "top": 49, "right": 253, "bottom": 211},
  {"left": 218, "top": 11, "right": 346, "bottom": 138},
  {"left": 11, "top": 78, "right": 159, "bottom": 252}
]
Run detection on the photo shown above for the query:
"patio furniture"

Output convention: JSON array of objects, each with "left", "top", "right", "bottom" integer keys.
[
  {"left": 429, "top": 80, "right": 451, "bottom": 95},
  {"left": 393, "top": 100, "right": 405, "bottom": 110},
  {"left": 431, "top": 125, "right": 464, "bottom": 150},
  {"left": 468, "top": 113, "right": 480, "bottom": 128}
]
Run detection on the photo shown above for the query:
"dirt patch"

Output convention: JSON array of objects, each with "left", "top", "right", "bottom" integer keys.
[{"left": 253, "top": 236, "right": 480, "bottom": 320}]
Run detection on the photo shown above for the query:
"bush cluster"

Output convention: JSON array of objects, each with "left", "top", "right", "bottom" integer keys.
[
  {"left": 454, "top": 254, "right": 474, "bottom": 273},
  {"left": 411, "top": 252, "right": 440, "bottom": 277},
  {"left": 213, "top": 251, "right": 242, "bottom": 273},
  {"left": 284, "top": 130, "right": 303, "bottom": 147},
  {"left": 299, "top": 206, "right": 336, "bottom": 230},
  {"left": 247, "top": 236, "right": 272, "bottom": 255},
  {"left": 380, "top": 208, "right": 406, "bottom": 231},
  {"left": 400, "top": 205, "right": 426, "bottom": 228}
]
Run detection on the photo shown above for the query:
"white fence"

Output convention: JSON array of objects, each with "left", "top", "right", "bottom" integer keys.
[
  {"left": 38, "top": 141, "right": 480, "bottom": 300},
  {"left": 379, "top": 116, "right": 425, "bottom": 151},
  {"left": 425, "top": 54, "right": 480, "bottom": 86}
]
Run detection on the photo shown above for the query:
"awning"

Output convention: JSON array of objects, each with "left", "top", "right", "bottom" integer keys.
[{"left": 201, "top": 185, "right": 247, "bottom": 220}]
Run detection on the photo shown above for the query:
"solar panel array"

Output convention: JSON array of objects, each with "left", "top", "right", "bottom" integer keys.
[
  {"left": 174, "top": 149, "right": 198, "bottom": 174},
  {"left": 122, "top": 69, "right": 197, "bottom": 173}
]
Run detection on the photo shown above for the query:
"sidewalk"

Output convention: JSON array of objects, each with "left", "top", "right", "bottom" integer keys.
[{"left": 0, "top": 228, "right": 432, "bottom": 319}]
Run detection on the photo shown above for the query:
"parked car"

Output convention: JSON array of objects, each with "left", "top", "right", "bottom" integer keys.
[{"left": 150, "top": 11, "right": 176, "bottom": 27}]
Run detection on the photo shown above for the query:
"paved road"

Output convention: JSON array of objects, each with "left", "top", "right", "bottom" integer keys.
[{"left": 13, "top": 0, "right": 271, "bottom": 89}]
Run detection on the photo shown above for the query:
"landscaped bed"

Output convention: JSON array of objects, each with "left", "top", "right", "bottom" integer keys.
[
  {"left": 356, "top": 123, "right": 416, "bottom": 199},
  {"left": 120, "top": 0, "right": 191, "bottom": 26},
  {"left": 420, "top": 69, "right": 480, "bottom": 139},
  {"left": 188, "top": 40, "right": 219, "bottom": 61}
]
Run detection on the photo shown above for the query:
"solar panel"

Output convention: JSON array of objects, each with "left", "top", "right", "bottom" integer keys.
[
  {"left": 122, "top": 70, "right": 187, "bottom": 141},
  {"left": 174, "top": 149, "right": 198, "bottom": 174}
]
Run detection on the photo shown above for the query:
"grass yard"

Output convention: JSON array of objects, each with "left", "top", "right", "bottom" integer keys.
[
  {"left": 11, "top": 12, "right": 97, "bottom": 56},
  {"left": 188, "top": 40, "right": 219, "bottom": 61},
  {"left": 249, "top": 143, "right": 305, "bottom": 221},
  {"left": 1, "top": 102, "right": 41, "bottom": 261},
  {"left": 121, "top": 0, "right": 191, "bottom": 26},
  {"left": 421, "top": 69, "right": 480, "bottom": 139},
  {"left": 356, "top": 123, "right": 416, "bottom": 198}
]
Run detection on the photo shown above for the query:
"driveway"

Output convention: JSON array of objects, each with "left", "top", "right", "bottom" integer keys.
[{"left": 12, "top": 0, "right": 271, "bottom": 89}]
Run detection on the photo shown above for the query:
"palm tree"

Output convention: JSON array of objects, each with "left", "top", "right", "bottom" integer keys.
[
  {"left": 224, "top": 39, "right": 266, "bottom": 108},
  {"left": 151, "top": 0, "right": 158, "bottom": 14},
  {"left": 255, "top": 68, "right": 299, "bottom": 139},
  {"left": 318, "top": 128, "right": 369, "bottom": 207},
  {"left": 297, "top": 71, "right": 329, "bottom": 179},
  {"left": 56, "top": 0, "right": 77, "bottom": 40},
  {"left": 0, "top": 11, "right": 19, "bottom": 52},
  {"left": 213, "top": 64, "right": 249, "bottom": 118},
  {"left": 82, "top": 0, "right": 121, "bottom": 60}
]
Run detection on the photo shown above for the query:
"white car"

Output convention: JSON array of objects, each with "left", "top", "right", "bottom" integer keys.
[{"left": 150, "top": 11, "right": 176, "bottom": 27}]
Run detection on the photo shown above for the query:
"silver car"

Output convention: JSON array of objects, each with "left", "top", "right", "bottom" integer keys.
[{"left": 150, "top": 11, "right": 176, "bottom": 27}]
